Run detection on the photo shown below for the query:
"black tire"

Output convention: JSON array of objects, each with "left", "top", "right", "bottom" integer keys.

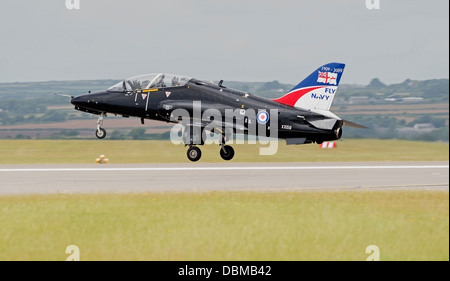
[
  {"left": 95, "top": 128, "right": 107, "bottom": 139},
  {"left": 187, "top": 146, "right": 202, "bottom": 162},
  {"left": 220, "top": 145, "right": 235, "bottom": 161}
]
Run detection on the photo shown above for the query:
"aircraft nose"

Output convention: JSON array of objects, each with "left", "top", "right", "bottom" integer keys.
[
  {"left": 71, "top": 94, "right": 96, "bottom": 110},
  {"left": 70, "top": 95, "right": 87, "bottom": 107},
  {"left": 71, "top": 92, "right": 107, "bottom": 112}
]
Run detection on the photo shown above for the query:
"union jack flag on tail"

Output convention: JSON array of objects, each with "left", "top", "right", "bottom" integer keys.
[{"left": 317, "top": 71, "right": 338, "bottom": 85}]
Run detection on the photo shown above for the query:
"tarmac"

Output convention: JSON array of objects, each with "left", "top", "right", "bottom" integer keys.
[{"left": 0, "top": 162, "right": 448, "bottom": 195}]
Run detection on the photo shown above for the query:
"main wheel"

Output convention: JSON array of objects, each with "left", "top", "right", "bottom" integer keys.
[
  {"left": 187, "top": 146, "right": 202, "bottom": 162},
  {"left": 95, "top": 128, "right": 106, "bottom": 139},
  {"left": 220, "top": 145, "right": 235, "bottom": 161}
]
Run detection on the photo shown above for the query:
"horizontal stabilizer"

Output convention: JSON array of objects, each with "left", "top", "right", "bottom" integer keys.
[
  {"left": 343, "top": 120, "right": 368, "bottom": 129},
  {"left": 308, "top": 119, "right": 338, "bottom": 130}
]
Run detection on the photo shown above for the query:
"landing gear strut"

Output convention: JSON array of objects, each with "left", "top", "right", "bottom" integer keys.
[
  {"left": 219, "top": 133, "right": 234, "bottom": 161},
  {"left": 95, "top": 112, "right": 106, "bottom": 139}
]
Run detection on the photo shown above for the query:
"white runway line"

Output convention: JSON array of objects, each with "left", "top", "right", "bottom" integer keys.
[
  {"left": 0, "top": 165, "right": 448, "bottom": 173},
  {"left": 1, "top": 163, "right": 448, "bottom": 195}
]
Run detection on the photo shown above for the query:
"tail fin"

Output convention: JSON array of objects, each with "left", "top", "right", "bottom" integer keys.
[{"left": 273, "top": 62, "right": 345, "bottom": 112}]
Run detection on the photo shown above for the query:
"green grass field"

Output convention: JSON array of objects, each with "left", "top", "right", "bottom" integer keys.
[
  {"left": 0, "top": 191, "right": 448, "bottom": 261},
  {"left": 0, "top": 139, "right": 448, "bottom": 164}
]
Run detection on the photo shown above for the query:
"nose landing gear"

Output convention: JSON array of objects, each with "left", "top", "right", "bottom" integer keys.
[{"left": 95, "top": 112, "right": 107, "bottom": 139}]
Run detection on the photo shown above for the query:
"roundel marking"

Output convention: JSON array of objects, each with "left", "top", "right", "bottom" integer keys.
[{"left": 257, "top": 111, "right": 269, "bottom": 124}]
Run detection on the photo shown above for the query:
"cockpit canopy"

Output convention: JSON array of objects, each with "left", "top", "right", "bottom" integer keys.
[{"left": 108, "top": 73, "right": 191, "bottom": 92}]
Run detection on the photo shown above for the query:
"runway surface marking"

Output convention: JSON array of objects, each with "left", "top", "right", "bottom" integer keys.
[
  {"left": 1, "top": 165, "right": 448, "bottom": 173},
  {"left": 1, "top": 162, "right": 447, "bottom": 194}
]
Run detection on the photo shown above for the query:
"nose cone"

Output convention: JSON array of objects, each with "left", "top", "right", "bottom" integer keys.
[
  {"left": 70, "top": 95, "right": 81, "bottom": 106},
  {"left": 71, "top": 91, "right": 106, "bottom": 107},
  {"left": 71, "top": 91, "right": 107, "bottom": 114},
  {"left": 70, "top": 95, "right": 89, "bottom": 108}
]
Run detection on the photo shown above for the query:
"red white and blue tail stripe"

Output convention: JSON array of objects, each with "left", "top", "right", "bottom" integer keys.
[{"left": 273, "top": 62, "right": 345, "bottom": 112}]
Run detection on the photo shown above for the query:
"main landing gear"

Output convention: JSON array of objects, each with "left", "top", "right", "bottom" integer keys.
[
  {"left": 186, "top": 144, "right": 235, "bottom": 162},
  {"left": 187, "top": 146, "right": 202, "bottom": 162},
  {"left": 92, "top": 114, "right": 234, "bottom": 162},
  {"left": 219, "top": 145, "right": 234, "bottom": 161},
  {"left": 186, "top": 134, "right": 235, "bottom": 162},
  {"left": 95, "top": 112, "right": 107, "bottom": 139}
]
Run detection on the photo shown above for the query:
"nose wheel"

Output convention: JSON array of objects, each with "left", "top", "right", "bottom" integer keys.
[{"left": 96, "top": 128, "right": 107, "bottom": 139}]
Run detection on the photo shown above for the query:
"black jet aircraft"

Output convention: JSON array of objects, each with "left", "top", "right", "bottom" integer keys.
[{"left": 70, "top": 62, "right": 366, "bottom": 161}]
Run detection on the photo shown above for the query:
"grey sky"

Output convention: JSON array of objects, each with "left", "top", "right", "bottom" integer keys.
[{"left": 0, "top": 0, "right": 448, "bottom": 85}]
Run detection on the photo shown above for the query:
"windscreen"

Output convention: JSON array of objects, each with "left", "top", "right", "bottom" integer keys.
[{"left": 108, "top": 73, "right": 191, "bottom": 92}]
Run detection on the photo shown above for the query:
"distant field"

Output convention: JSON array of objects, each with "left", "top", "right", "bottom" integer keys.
[
  {"left": 0, "top": 118, "right": 172, "bottom": 138},
  {"left": 0, "top": 139, "right": 448, "bottom": 164},
  {"left": 0, "top": 191, "right": 447, "bottom": 261},
  {"left": 0, "top": 118, "right": 169, "bottom": 131},
  {"left": 334, "top": 102, "right": 449, "bottom": 115}
]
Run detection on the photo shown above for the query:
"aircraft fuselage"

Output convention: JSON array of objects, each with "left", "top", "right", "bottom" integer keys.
[{"left": 71, "top": 78, "right": 342, "bottom": 144}]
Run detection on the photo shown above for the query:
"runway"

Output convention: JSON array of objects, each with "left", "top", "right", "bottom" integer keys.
[{"left": 0, "top": 162, "right": 448, "bottom": 195}]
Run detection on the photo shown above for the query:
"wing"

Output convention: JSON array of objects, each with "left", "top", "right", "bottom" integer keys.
[{"left": 158, "top": 100, "right": 248, "bottom": 134}]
